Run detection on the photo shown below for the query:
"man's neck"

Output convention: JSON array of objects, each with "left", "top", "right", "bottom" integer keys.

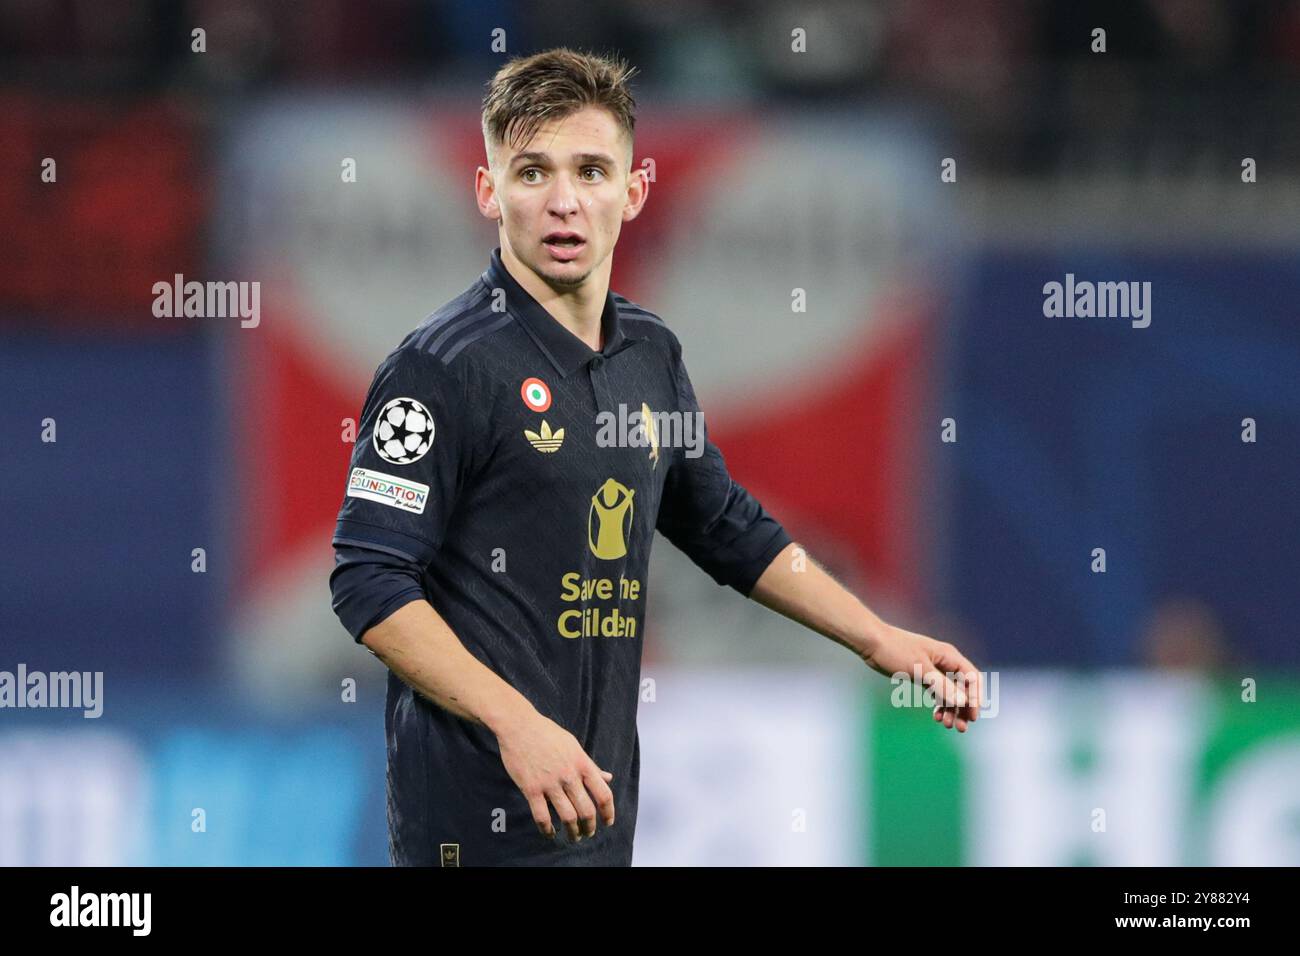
[{"left": 499, "top": 242, "right": 608, "bottom": 352}]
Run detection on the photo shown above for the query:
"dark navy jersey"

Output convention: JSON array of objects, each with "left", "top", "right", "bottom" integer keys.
[{"left": 330, "top": 247, "right": 792, "bottom": 866}]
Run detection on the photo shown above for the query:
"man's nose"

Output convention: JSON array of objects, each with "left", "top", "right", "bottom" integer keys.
[{"left": 546, "top": 174, "right": 580, "bottom": 216}]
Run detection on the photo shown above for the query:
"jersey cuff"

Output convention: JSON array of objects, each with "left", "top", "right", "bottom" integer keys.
[
  {"left": 732, "top": 525, "right": 795, "bottom": 597},
  {"left": 355, "top": 589, "right": 427, "bottom": 644},
  {"left": 332, "top": 519, "right": 438, "bottom": 565}
]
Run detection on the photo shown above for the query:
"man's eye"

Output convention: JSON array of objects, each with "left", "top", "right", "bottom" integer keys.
[
  {"left": 521, "top": 168, "right": 542, "bottom": 182},
  {"left": 582, "top": 167, "right": 604, "bottom": 181}
]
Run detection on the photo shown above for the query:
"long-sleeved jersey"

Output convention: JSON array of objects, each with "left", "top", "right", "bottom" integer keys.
[{"left": 330, "top": 247, "right": 792, "bottom": 865}]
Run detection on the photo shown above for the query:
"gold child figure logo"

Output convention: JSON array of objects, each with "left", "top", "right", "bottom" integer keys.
[{"left": 588, "top": 478, "right": 634, "bottom": 560}]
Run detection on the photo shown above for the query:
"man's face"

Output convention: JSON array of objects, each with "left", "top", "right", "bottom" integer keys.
[{"left": 478, "top": 105, "right": 647, "bottom": 290}]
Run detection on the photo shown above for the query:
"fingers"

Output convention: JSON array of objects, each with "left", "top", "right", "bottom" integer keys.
[
  {"left": 525, "top": 773, "right": 616, "bottom": 843},
  {"left": 923, "top": 667, "right": 965, "bottom": 710},
  {"left": 561, "top": 762, "right": 618, "bottom": 838},
  {"left": 545, "top": 785, "right": 582, "bottom": 842},
  {"left": 545, "top": 764, "right": 616, "bottom": 842},
  {"left": 562, "top": 775, "right": 599, "bottom": 839},
  {"left": 932, "top": 704, "right": 968, "bottom": 732},
  {"left": 965, "top": 667, "right": 984, "bottom": 722},
  {"left": 924, "top": 647, "right": 983, "bottom": 732},
  {"left": 502, "top": 716, "right": 620, "bottom": 842},
  {"left": 526, "top": 789, "right": 555, "bottom": 839},
  {"left": 583, "top": 764, "right": 617, "bottom": 828},
  {"left": 929, "top": 645, "right": 983, "bottom": 717}
]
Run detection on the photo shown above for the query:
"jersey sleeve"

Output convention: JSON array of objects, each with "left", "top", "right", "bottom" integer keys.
[
  {"left": 329, "top": 543, "right": 427, "bottom": 643},
  {"left": 655, "top": 338, "right": 793, "bottom": 595},
  {"left": 332, "top": 345, "right": 473, "bottom": 565}
]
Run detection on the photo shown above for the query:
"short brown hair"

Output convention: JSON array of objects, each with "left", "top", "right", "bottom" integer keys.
[{"left": 481, "top": 48, "right": 638, "bottom": 161}]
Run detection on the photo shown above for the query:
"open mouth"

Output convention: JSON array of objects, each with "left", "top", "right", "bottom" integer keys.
[{"left": 543, "top": 233, "right": 586, "bottom": 260}]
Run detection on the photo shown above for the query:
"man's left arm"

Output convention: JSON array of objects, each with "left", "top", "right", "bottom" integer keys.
[
  {"left": 657, "top": 336, "right": 982, "bottom": 733},
  {"left": 748, "top": 543, "right": 982, "bottom": 733}
]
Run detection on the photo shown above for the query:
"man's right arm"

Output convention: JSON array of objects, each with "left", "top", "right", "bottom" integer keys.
[
  {"left": 330, "top": 552, "right": 616, "bottom": 843},
  {"left": 329, "top": 345, "right": 614, "bottom": 842},
  {"left": 363, "top": 601, "right": 534, "bottom": 729},
  {"left": 329, "top": 543, "right": 536, "bottom": 730},
  {"left": 325, "top": 342, "right": 516, "bottom": 732}
]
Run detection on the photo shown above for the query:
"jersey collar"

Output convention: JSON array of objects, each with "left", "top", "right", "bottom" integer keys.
[{"left": 483, "top": 246, "right": 638, "bottom": 378}]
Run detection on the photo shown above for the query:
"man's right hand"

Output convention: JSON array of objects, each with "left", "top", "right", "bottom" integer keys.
[{"left": 495, "top": 709, "right": 616, "bottom": 842}]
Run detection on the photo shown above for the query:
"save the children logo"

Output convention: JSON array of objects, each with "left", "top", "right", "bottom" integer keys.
[{"left": 553, "top": 477, "right": 643, "bottom": 639}]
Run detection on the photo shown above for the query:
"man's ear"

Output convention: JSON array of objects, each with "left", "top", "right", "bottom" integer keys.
[
  {"left": 622, "top": 162, "right": 650, "bottom": 223},
  {"left": 475, "top": 165, "right": 502, "bottom": 222}
]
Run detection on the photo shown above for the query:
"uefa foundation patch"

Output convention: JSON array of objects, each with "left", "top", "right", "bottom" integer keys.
[{"left": 346, "top": 467, "right": 430, "bottom": 514}]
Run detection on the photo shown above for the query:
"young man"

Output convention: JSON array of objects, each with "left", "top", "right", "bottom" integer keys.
[{"left": 330, "top": 48, "right": 981, "bottom": 867}]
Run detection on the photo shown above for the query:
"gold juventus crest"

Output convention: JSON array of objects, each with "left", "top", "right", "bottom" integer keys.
[{"left": 641, "top": 402, "right": 660, "bottom": 469}]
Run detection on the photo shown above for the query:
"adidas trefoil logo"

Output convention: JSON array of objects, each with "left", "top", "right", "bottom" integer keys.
[{"left": 525, "top": 420, "right": 565, "bottom": 453}]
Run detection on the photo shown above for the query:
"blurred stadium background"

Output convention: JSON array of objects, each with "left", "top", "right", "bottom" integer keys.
[{"left": 2, "top": 0, "right": 1299, "bottom": 865}]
